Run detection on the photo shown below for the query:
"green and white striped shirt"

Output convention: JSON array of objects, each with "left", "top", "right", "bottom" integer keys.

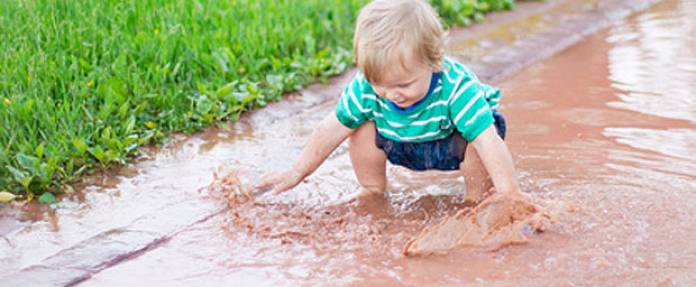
[{"left": 335, "top": 57, "right": 501, "bottom": 143}]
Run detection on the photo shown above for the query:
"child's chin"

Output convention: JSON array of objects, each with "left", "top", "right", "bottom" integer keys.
[{"left": 394, "top": 102, "right": 413, "bottom": 108}]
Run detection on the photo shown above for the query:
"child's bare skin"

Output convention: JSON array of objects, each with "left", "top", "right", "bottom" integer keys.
[
  {"left": 256, "top": 53, "right": 522, "bottom": 202},
  {"left": 256, "top": 0, "right": 526, "bottom": 208},
  {"left": 250, "top": 0, "right": 556, "bottom": 258}
]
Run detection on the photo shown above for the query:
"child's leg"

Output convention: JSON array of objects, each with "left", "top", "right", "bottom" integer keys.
[
  {"left": 460, "top": 145, "right": 494, "bottom": 203},
  {"left": 349, "top": 121, "right": 387, "bottom": 195}
]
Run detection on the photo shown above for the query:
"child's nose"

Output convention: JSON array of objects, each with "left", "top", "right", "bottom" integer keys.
[{"left": 384, "top": 90, "right": 401, "bottom": 102}]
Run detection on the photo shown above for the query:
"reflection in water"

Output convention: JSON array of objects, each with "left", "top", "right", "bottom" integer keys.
[
  {"left": 607, "top": 0, "right": 696, "bottom": 122},
  {"left": 604, "top": 128, "right": 696, "bottom": 162}
]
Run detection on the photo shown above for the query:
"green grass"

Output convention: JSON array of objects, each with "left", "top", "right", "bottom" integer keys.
[{"left": 0, "top": 0, "right": 514, "bottom": 202}]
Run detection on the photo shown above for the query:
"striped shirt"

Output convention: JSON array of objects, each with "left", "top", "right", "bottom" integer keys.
[{"left": 335, "top": 57, "right": 501, "bottom": 143}]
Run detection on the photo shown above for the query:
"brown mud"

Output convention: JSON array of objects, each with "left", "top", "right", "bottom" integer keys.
[
  {"left": 403, "top": 194, "right": 572, "bottom": 256},
  {"left": 209, "top": 168, "right": 569, "bottom": 257}
]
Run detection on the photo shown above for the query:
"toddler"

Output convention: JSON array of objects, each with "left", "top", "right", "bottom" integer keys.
[{"left": 257, "top": 0, "right": 526, "bottom": 204}]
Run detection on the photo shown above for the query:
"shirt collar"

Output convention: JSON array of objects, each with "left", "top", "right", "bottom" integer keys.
[{"left": 388, "top": 72, "right": 442, "bottom": 114}]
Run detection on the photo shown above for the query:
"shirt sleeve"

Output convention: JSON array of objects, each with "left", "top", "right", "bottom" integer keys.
[
  {"left": 335, "top": 72, "right": 371, "bottom": 129},
  {"left": 481, "top": 83, "right": 502, "bottom": 110},
  {"left": 448, "top": 79, "right": 495, "bottom": 142}
]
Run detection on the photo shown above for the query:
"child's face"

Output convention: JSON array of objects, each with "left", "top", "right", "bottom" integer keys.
[{"left": 371, "top": 56, "right": 434, "bottom": 109}]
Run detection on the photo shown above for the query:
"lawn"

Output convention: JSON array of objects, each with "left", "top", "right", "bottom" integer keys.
[{"left": 0, "top": 0, "right": 514, "bottom": 202}]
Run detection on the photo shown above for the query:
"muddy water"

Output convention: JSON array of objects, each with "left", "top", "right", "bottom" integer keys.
[{"left": 2, "top": 0, "right": 696, "bottom": 285}]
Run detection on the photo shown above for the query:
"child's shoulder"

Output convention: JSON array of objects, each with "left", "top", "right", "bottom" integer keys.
[
  {"left": 442, "top": 57, "right": 478, "bottom": 84},
  {"left": 346, "top": 70, "right": 377, "bottom": 95}
]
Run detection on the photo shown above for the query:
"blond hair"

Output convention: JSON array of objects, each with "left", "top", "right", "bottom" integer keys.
[{"left": 353, "top": 0, "right": 446, "bottom": 84}]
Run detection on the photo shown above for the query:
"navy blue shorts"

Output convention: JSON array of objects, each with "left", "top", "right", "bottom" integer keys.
[{"left": 375, "top": 111, "right": 507, "bottom": 171}]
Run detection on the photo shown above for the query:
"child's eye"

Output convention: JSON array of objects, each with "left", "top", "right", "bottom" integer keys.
[{"left": 397, "top": 83, "right": 411, "bottom": 88}]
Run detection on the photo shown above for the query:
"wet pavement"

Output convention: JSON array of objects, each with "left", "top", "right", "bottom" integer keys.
[{"left": 2, "top": 0, "right": 695, "bottom": 286}]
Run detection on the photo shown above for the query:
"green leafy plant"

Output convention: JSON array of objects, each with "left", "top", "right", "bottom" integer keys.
[{"left": 0, "top": 0, "right": 514, "bottom": 202}]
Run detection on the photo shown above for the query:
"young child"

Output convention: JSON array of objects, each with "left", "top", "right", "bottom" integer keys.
[{"left": 256, "top": 0, "right": 526, "bottom": 203}]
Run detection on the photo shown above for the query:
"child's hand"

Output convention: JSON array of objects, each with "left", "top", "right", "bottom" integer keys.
[
  {"left": 255, "top": 169, "right": 304, "bottom": 195},
  {"left": 253, "top": 112, "right": 352, "bottom": 196}
]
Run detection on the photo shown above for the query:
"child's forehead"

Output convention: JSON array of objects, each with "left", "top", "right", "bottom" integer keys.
[
  {"left": 372, "top": 54, "right": 429, "bottom": 83},
  {"left": 373, "top": 63, "right": 430, "bottom": 85}
]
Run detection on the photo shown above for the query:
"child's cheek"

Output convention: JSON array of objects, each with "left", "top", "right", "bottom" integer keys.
[
  {"left": 406, "top": 85, "right": 425, "bottom": 100},
  {"left": 373, "top": 87, "right": 385, "bottom": 97}
]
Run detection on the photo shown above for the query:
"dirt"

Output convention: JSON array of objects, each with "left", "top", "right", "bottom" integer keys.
[{"left": 210, "top": 168, "right": 574, "bottom": 258}]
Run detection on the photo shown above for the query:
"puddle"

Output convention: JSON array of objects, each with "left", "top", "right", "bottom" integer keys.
[{"left": 2, "top": 0, "right": 695, "bottom": 285}]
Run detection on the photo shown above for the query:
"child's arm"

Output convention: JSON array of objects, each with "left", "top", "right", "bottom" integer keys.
[
  {"left": 255, "top": 111, "right": 354, "bottom": 194},
  {"left": 470, "top": 125, "right": 522, "bottom": 195}
]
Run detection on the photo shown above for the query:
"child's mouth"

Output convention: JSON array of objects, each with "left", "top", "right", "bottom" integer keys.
[{"left": 394, "top": 100, "right": 409, "bottom": 107}]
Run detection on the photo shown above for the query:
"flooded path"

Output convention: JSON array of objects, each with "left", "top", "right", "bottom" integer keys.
[{"left": 2, "top": 0, "right": 695, "bottom": 285}]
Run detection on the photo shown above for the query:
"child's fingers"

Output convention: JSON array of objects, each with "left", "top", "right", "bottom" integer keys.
[
  {"left": 271, "top": 181, "right": 292, "bottom": 195},
  {"left": 254, "top": 181, "right": 271, "bottom": 190},
  {"left": 270, "top": 187, "right": 283, "bottom": 195},
  {"left": 254, "top": 172, "right": 278, "bottom": 189},
  {"left": 257, "top": 170, "right": 301, "bottom": 195},
  {"left": 252, "top": 185, "right": 274, "bottom": 197}
]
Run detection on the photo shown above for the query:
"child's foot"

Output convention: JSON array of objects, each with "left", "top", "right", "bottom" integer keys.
[
  {"left": 350, "top": 188, "right": 389, "bottom": 217},
  {"left": 356, "top": 187, "right": 384, "bottom": 199},
  {"left": 464, "top": 187, "right": 494, "bottom": 205}
]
